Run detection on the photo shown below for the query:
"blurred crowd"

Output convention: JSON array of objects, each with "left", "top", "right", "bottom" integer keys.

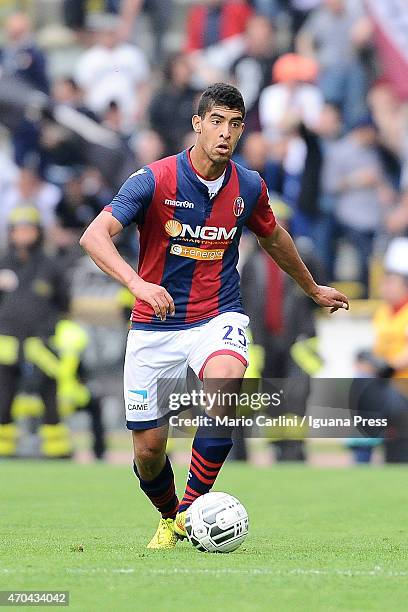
[
  {"left": 1, "top": 0, "right": 408, "bottom": 460},
  {"left": 0, "top": 0, "right": 407, "bottom": 294}
]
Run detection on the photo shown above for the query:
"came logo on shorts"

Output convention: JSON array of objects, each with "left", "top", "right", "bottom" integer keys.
[{"left": 127, "top": 389, "right": 149, "bottom": 411}]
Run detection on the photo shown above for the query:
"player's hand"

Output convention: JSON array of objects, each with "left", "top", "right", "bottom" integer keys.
[
  {"left": 128, "top": 278, "right": 175, "bottom": 321},
  {"left": 310, "top": 285, "right": 349, "bottom": 314}
]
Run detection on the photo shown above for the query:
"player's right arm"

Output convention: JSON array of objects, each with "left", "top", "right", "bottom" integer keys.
[{"left": 79, "top": 171, "right": 175, "bottom": 321}]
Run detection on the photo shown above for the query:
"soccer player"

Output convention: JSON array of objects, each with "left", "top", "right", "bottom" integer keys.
[{"left": 80, "top": 83, "right": 349, "bottom": 548}]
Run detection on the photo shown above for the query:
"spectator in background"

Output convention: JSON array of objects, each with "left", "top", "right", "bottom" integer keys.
[
  {"left": 101, "top": 100, "right": 125, "bottom": 135},
  {"left": 287, "top": 0, "right": 323, "bottom": 36},
  {"left": 324, "top": 116, "right": 388, "bottom": 296},
  {"left": 368, "top": 83, "right": 405, "bottom": 159},
  {"left": 52, "top": 77, "right": 97, "bottom": 121},
  {"left": 351, "top": 239, "right": 408, "bottom": 462},
  {"left": 52, "top": 168, "right": 101, "bottom": 261},
  {"left": 0, "top": 207, "right": 71, "bottom": 459},
  {"left": 40, "top": 77, "right": 99, "bottom": 185},
  {"left": 249, "top": 0, "right": 280, "bottom": 21},
  {"left": 74, "top": 13, "right": 151, "bottom": 134},
  {"left": 62, "top": 0, "right": 86, "bottom": 31},
  {"left": 281, "top": 101, "right": 343, "bottom": 275},
  {"left": 0, "top": 150, "right": 18, "bottom": 202},
  {"left": 80, "top": 167, "right": 114, "bottom": 213},
  {"left": 373, "top": 239, "right": 408, "bottom": 385},
  {"left": 231, "top": 15, "right": 280, "bottom": 131},
  {"left": 259, "top": 53, "right": 323, "bottom": 231},
  {"left": 312, "top": 102, "right": 343, "bottom": 279},
  {"left": 367, "top": 82, "right": 405, "bottom": 191},
  {"left": 63, "top": 0, "right": 173, "bottom": 63},
  {"left": 259, "top": 53, "right": 322, "bottom": 141},
  {"left": 39, "top": 117, "right": 87, "bottom": 186},
  {"left": 0, "top": 12, "right": 49, "bottom": 94},
  {"left": 132, "top": 129, "right": 165, "bottom": 168},
  {"left": 296, "top": 0, "right": 372, "bottom": 127},
  {"left": 185, "top": 0, "right": 253, "bottom": 52},
  {"left": 0, "top": 166, "right": 61, "bottom": 249},
  {"left": 234, "top": 131, "right": 281, "bottom": 193},
  {"left": 250, "top": 0, "right": 322, "bottom": 34},
  {"left": 386, "top": 190, "right": 408, "bottom": 240},
  {"left": 118, "top": 0, "right": 173, "bottom": 63},
  {"left": 0, "top": 12, "right": 49, "bottom": 170},
  {"left": 184, "top": 0, "right": 255, "bottom": 85},
  {"left": 149, "top": 53, "right": 199, "bottom": 156}
]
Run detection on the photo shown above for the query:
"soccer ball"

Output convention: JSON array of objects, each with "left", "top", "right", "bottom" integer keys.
[{"left": 185, "top": 492, "right": 249, "bottom": 553}]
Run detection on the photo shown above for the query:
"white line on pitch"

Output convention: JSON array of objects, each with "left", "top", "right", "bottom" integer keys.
[
  {"left": 65, "top": 567, "right": 408, "bottom": 577},
  {"left": 2, "top": 567, "right": 408, "bottom": 577}
]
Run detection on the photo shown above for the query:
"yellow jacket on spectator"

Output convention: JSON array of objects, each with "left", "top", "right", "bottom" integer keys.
[{"left": 373, "top": 302, "right": 408, "bottom": 379}]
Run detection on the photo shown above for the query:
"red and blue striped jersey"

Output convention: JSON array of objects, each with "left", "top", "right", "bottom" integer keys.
[{"left": 104, "top": 149, "right": 276, "bottom": 330}]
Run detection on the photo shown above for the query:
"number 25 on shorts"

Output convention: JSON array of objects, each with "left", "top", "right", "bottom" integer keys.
[{"left": 222, "top": 325, "right": 247, "bottom": 347}]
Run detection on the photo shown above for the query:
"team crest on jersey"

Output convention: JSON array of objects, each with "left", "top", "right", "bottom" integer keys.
[{"left": 233, "top": 197, "right": 245, "bottom": 217}]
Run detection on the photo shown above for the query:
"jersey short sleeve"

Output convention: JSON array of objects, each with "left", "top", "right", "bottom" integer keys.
[
  {"left": 104, "top": 167, "right": 155, "bottom": 227},
  {"left": 246, "top": 177, "right": 276, "bottom": 237}
]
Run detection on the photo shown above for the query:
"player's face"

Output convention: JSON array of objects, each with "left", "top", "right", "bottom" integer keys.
[{"left": 194, "top": 106, "right": 245, "bottom": 163}]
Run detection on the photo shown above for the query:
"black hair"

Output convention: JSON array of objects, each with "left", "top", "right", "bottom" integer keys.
[{"left": 197, "top": 83, "right": 245, "bottom": 119}]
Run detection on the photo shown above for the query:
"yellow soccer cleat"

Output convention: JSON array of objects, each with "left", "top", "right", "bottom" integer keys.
[
  {"left": 173, "top": 510, "right": 187, "bottom": 539},
  {"left": 147, "top": 518, "right": 177, "bottom": 549}
]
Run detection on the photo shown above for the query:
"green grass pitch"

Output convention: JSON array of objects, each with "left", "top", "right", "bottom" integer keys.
[{"left": 1, "top": 461, "right": 408, "bottom": 611}]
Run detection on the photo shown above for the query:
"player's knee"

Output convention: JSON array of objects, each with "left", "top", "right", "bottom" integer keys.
[
  {"left": 219, "top": 365, "right": 242, "bottom": 379},
  {"left": 203, "top": 355, "right": 246, "bottom": 380},
  {"left": 134, "top": 445, "right": 164, "bottom": 479}
]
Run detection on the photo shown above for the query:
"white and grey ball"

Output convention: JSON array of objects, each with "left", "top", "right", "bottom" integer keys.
[{"left": 185, "top": 492, "right": 249, "bottom": 553}]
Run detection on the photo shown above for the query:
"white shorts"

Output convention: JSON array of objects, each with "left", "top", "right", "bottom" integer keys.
[{"left": 124, "top": 312, "right": 250, "bottom": 430}]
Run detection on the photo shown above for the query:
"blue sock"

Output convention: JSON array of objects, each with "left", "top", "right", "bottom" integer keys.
[
  {"left": 178, "top": 420, "right": 233, "bottom": 512},
  {"left": 133, "top": 455, "right": 179, "bottom": 519}
]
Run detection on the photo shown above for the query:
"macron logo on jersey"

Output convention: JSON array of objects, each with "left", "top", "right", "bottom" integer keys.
[
  {"left": 164, "top": 199, "right": 195, "bottom": 209},
  {"left": 129, "top": 168, "right": 147, "bottom": 178}
]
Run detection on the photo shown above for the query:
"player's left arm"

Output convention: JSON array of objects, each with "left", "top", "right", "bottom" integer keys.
[{"left": 258, "top": 224, "right": 349, "bottom": 313}]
